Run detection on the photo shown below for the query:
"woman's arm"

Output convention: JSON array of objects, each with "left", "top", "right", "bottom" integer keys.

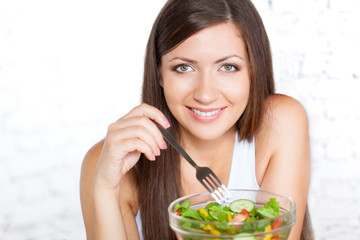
[
  {"left": 259, "top": 94, "right": 311, "bottom": 240},
  {"left": 80, "top": 103, "right": 170, "bottom": 239},
  {"left": 80, "top": 141, "right": 140, "bottom": 240}
]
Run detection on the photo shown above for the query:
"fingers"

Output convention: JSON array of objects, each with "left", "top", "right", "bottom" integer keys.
[
  {"left": 93, "top": 104, "right": 170, "bottom": 190},
  {"left": 106, "top": 137, "right": 156, "bottom": 163},
  {"left": 117, "top": 116, "right": 166, "bottom": 146},
  {"left": 107, "top": 124, "right": 165, "bottom": 161},
  {"left": 123, "top": 103, "right": 171, "bottom": 129},
  {"left": 109, "top": 103, "right": 170, "bottom": 160}
]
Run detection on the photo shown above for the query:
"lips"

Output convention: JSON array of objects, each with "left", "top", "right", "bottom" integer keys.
[
  {"left": 190, "top": 108, "right": 221, "bottom": 117},
  {"left": 186, "top": 106, "right": 226, "bottom": 123}
]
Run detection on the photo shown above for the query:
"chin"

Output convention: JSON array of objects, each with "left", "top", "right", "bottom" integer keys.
[{"left": 184, "top": 124, "right": 232, "bottom": 141}]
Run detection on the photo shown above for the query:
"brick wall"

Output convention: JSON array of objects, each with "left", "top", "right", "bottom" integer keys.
[
  {"left": 0, "top": 0, "right": 359, "bottom": 239},
  {"left": 253, "top": 1, "right": 360, "bottom": 239}
]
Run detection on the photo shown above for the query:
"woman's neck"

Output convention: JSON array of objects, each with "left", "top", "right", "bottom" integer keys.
[{"left": 179, "top": 127, "right": 237, "bottom": 168}]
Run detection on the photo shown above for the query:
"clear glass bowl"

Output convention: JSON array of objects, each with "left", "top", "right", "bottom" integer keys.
[{"left": 168, "top": 189, "right": 296, "bottom": 240}]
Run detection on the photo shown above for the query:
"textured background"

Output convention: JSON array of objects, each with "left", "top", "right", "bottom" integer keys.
[{"left": 0, "top": 0, "right": 359, "bottom": 239}]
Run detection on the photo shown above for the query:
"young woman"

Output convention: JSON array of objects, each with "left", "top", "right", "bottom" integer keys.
[{"left": 80, "top": 0, "right": 312, "bottom": 239}]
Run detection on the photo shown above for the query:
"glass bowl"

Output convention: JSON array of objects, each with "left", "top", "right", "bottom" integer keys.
[{"left": 168, "top": 189, "right": 296, "bottom": 240}]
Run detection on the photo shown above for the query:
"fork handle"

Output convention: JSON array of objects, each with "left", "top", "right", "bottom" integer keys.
[{"left": 157, "top": 126, "right": 198, "bottom": 169}]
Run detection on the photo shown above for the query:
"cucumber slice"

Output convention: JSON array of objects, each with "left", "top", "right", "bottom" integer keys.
[
  {"left": 229, "top": 199, "right": 255, "bottom": 213},
  {"left": 233, "top": 232, "right": 256, "bottom": 240},
  {"left": 256, "top": 209, "right": 276, "bottom": 219}
]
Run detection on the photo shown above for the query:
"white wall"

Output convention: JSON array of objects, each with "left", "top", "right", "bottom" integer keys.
[
  {"left": 0, "top": 0, "right": 359, "bottom": 239},
  {"left": 253, "top": 1, "right": 360, "bottom": 239}
]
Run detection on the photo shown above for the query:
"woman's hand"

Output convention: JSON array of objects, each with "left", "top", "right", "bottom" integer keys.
[
  {"left": 92, "top": 103, "right": 170, "bottom": 192},
  {"left": 80, "top": 103, "right": 170, "bottom": 239}
]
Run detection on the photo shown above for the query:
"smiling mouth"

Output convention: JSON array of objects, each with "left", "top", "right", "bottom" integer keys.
[{"left": 188, "top": 107, "right": 223, "bottom": 117}]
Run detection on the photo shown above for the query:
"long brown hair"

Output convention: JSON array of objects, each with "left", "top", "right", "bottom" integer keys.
[{"left": 134, "top": 0, "right": 311, "bottom": 239}]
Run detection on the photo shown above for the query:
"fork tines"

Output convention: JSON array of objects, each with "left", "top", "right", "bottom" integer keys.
[
  {"left": 201, "top": 172, "right": 232, "bottom": 203},
  {"left": 157, "top": 125, "right": 232, "bottom": 203}
]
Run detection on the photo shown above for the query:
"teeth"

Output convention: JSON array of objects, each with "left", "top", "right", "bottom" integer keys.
[{"left": 191, "top": 108, "right": 221, "bottom": 117}]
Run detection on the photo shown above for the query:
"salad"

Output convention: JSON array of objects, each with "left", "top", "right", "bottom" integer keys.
[{"left": 174, "top": 198, "right": 288, "bottom": 240}]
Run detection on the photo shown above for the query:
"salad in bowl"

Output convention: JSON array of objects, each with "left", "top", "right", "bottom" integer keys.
[{"left": 168, "top": 189, "right": 296, "bottom": 240}]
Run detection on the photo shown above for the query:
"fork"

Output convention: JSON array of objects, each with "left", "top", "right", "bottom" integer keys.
[{"left": 157, "top": 126, "right": 231, "bottom": 203}]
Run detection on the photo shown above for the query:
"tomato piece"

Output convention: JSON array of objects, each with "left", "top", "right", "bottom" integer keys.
[
  {"left": 232, "top": 209, "right": 250, "bottom": 222},
  {"left": 240, "top": 209, "right": 250, "bottom": 217},
  {"left": 271, "top": 218, "right": 283, "bottom": 229},
  {"left": 234, "top": 225, "right": 243, "bottom": 231},
  {"left": 176, "top": 209, "right": 181, "bottom": 216}
]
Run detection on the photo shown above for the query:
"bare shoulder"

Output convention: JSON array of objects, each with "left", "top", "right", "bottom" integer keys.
[
  {"left": 257, "top": 95, "right": 311, "bottom": 240},
  {"left": 265, "top": 94, "right": 308, "bottom": 127},
  {"left": 255, "top": 94, "right": 310, "bottom": 184},
  {"left": 80, "top": 140, "right": 104, "bottom": 183},
  {"left": 80, "top": 140, "right": 138, "bottom": 203},
  {"left": 259, "top": 94, "right": 309, "bottom": 140},
  {"left": 79, "top": 140, "right": 103, "bottom": 238}
]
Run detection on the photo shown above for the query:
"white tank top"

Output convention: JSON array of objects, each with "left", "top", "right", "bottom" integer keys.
[
  {"left": 135, "top": 133, "right": 259, "bottom": 239},
  {"left": 227, "top": 134, "right": 260, "bottom": 190}
]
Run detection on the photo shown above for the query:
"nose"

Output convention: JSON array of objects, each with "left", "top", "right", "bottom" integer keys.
[{"left": 193, "top": 72, "right": 218, "bottom": 104}]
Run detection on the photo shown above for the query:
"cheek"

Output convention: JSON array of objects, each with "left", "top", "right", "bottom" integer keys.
[
  {"left": 163, "top": 79, "right": 178, "bottom": 94},
  {"left": 221, "top": 77, "right": 250, "bottom": 104},
  {"left": 162, "top": 74, "right": 194, "bottom": 103},
  {"left": 163, "top": 79, "right": 186, "bottom": 107}
]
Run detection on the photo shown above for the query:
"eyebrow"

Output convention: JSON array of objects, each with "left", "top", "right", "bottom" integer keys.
[
  {"left": 168, "top": 54, "right": 245, "bottom": 64},
  {"left": 215, "top": 54, "right": 245, "bottom": 63},
  {"left": 169, "top": 57, "right": 197, "bottom": 64}
]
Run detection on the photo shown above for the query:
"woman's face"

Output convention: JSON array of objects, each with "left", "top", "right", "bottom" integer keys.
[{"left": 160, "top": 22, "right": 250, "bottom": 141}]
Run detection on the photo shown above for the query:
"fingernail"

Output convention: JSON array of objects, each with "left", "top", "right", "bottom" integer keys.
[
  {"left": 151, "top": 153, "right": 156, "bottom": 161},
  {"left": 155, "top": 148, "right": 160, "bottom": 156},
  {"left": 163, "top": 119, "right": 171, "bottom": 128},
  {"left": 162, "top": 140, "right": 167, "bottom": 149}
]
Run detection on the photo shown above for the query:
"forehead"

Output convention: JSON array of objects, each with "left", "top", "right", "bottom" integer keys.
[{"left": 162, "top": 22, "right": 247, "bottom": 61}]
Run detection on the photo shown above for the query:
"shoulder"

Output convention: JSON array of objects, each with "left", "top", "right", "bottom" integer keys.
[
  {"left": 266, "top": 94, "right": 308, "bottom": 120},
  {"left": 80, "top": 140, "right": 139, "bottom": 215},
  {"left": 80, "top": 141, "right": 139, "bottom": 239},
  {"left": 80, "top": 140, "right": 104, "bottom": 203},
  {"left": 257, "top": 94, "right": 311, "bottom": 239},
  {"left": 262, "top": 94, "right": 309, "bottom": 136},
  {"left": 81, "top": 140, "right": 104, "bottom": 177},
  {"left": 255, "top": 94, "right": 310, "bottom": 182}
]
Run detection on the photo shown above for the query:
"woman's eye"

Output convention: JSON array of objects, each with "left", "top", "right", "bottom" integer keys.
[
  {"left": 220, "top": 64, "right": 239, "bottom": 72},
  {"left": 174, "top": 64, "right": 193, "bottom": 73}
]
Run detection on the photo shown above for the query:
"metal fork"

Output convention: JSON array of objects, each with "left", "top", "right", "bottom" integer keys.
[{"left": 157, "top": 126, "right": 231, "bottom": 203}]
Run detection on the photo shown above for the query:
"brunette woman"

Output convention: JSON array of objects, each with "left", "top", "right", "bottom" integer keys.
[{"left": 80, "top": 0, "right": 313, "bottom": 239}]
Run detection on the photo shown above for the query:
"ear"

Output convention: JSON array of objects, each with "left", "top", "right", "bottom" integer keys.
[{"left": 158, "top": 68, "right": 164, "bottom": 87}]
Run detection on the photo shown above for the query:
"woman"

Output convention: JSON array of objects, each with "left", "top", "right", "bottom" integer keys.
[{"left": 80, "top": 0, "right": 312, "bottom": 239}]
